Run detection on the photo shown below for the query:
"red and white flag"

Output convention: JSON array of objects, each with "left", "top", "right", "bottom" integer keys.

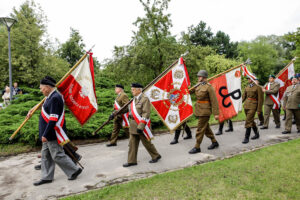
[
  {"left": 144, "top": 57, "right": 193, "bottom": 131},
  {"left": 265, "top": 83, "right": 280, "bottom": 109},
  {"left": 275, "top": 62, "right": 295, "bottom": 100},
  {"left": 209, "top": 68, "right": 243, "bottom": 122},
  {"left": 241, "top": 65, "right": 257, "bottom": 81},
  {"left": 58, "top": 53, "right": 98, "bottom": 125}
]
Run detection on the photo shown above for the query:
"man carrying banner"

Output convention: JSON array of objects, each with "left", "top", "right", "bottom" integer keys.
[
  {"left": 282, "top": 76, "right": 300, "bottom": 134},
  {"left": 28, "top": 76, "right": 82, "bottom": 186},
  {"left": 242, "top": 77, "right": 263, "bottom": 144},
  {"left": 261, "top": 75, "right": 281, "bottom": 129},
  {"left": 107, "top": 84, "right": 129, "bottom": 147},
  {"left": 189, "top": 70, "right": 219, "bottom": 154},
  {"left": 123, "top": 83, "right": 161, "bottom": 167}
]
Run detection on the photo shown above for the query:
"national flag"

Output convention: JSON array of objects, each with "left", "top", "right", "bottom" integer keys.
[
  {"left": 209, "top": 68, "right": 243, "bottom": 122},
  {"left": 275, "top": 62, "right": 295, "bottom": 100},
  {"left": 57, "top": 53, "right": 98, "bottom": 125},
  {"left": 241, "top": 64, "right": 257, "bottom": 81},
  {"left": 144, "top": 57, "right": 193, "bottom": 131}
]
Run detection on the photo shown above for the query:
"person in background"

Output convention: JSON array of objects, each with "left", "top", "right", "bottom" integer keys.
[
  {"left": 12, "top": 82, "right": 22, "bottom": 97},
  {"left": 2, "top": 86, "right": 11, "bottom": 107}
]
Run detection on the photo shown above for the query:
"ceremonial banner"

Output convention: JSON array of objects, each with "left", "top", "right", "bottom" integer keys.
[
  {"left": 275, "top": 62, "right": 295, "bottom": 100},
  {"left": 241, "top": 64, "right": 257, "bottom": 81},
  {"left": 114, "top": 101, "right": 129, "bottom": 127},
  {"left": 209, "top": 68, "right": 243, "bottom": 122},
  {"left": 58, "top": 53, "right": 98, "bottom": 125},
  {"left": 144, "top": 57, "right": 193, "bottom": 131}
]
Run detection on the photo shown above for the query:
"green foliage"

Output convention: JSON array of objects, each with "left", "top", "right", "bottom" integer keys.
[
  {"left": 57, "top": 28, "right": 85, "bottom": 67},
  {"left": 286, "top": 27, "right": 300, "bottom": 72},
  {"left": 182, "top": 21, "right": 239, "bottom": 58}
]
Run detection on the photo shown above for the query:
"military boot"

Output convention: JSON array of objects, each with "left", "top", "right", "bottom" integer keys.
[
  {"left": 183, "top": 126, "right": 192, "bottom": 140},
  {"left": 251, "top": 126, "right": 260, "bottom": 140},
  {"left": 216, "top": 122, "right": 224, "bottom": 135},
  {"left": 170, "top": 129, "right": 180, "bottom": 145},
  {"left": 242, "top": 128, "right": 251, "bottom": 144},
  {"left": 225, "top": 120, "right": 233, "bottom": 132}
]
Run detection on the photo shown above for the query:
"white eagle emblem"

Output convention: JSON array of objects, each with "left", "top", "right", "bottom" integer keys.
[{"left": 79, "top": 86, "right": 89, "bottom": 98}]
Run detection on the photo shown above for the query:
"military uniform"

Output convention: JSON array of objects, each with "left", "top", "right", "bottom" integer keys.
[
  {"left": 282, "top": 84, "right": 300, "bottom": 133},
  {"left": 108, "top": 91, "right": 129, "bottom": 145},
  {"left": 262, "top": 81, "right": 280, "bottom": 128},
  {"left": 242, "top": 82, "right": 263, "bottom": 143},
  {"left": 189, "top": 81, "right": 219, "bottom": 151},
  {"left": 257, "top": 85, "right": 264, "bottom": 126},
  {"left": 125, "top": 92, "right": 160, "bottom": 165}
]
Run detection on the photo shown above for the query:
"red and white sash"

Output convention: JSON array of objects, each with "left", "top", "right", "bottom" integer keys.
[
  {"left": 41, "top": 106, "right": 70, "bottom": 145},
  {"left": 114, "top": 101, "right": 130, "bottom": 127},
  {"left": 266, "top": 83, "right": 280, "bottom": 109},
  {"left": 130, "top": 99, "right": 153, "bottom": 140}
]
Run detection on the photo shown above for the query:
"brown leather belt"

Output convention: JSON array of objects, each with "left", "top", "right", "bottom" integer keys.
[
  {"left": 197, "top": 100, "right": 209, "bottom": 103},
  {"left": 248, "top": 98, "right": 257, "bottom": 101}
]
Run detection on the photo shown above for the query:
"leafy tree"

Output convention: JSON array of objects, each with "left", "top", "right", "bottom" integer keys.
[
  {"left": 58, "top": 28, "right": 85, "bottom": 67},
  {"left": 238, "top": 37, "right": 278, "bottom": 84},
  {"left": 213, "top": 31, "right": 238, "bottom": 58},
  {"left": 285, "top": 27, "right": 300, "bottom": 72}
]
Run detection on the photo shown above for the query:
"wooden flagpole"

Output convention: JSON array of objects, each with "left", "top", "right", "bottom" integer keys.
[
  {"left": 92, "top": 52, "right": 189, "bottom": 135},
  {"left": 9, "top": 46, "right": 95, "bottom": 140}
]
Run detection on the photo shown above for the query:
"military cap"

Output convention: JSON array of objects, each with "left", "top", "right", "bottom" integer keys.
[
  {"left": 40, "top": 76, "right": 56, "bottom": 87},
  {"left": 131, "top": 83, "right": 143, "bottom": 88},
  {"left": 269, "top": 75, "right": 276, "bottom": 79},
  {"left": 115, "top": 84, "right": 124, "bottom": 89},
  {"left": 197, "top": 70, "right": 208, "bottom": 78}
]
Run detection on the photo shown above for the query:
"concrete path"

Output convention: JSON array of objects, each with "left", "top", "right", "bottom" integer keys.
[{"left": 0, "top": 117, "right": 299, "bottom": 200}]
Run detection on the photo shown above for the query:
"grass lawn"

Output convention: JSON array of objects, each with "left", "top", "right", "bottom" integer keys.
[
  {"left": 0, "top": 143, "right": 38, "bottom": 157},
  {"left": 62, "top": 138, "right": 300, "bottom": 200}
]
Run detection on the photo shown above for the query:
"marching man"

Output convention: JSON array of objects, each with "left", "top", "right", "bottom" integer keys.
[
  {"left": 107, "top": 84, "right": 129, "bottom": 147},
  {"left": 261, "top": 75, "right": 281, "bottom": 129},
  {"left": 189, "top": 70, "right": 220, "bottom": 154},
  {"left": 123, "top": 83, "right": 161, "bottom": 167},
  {"left": 28, "top": 76, "right": 82, "bottom": 186}
]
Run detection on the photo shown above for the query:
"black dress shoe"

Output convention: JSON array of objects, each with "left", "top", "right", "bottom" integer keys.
[
  {"left": 170, "top": 140, "right": 178, "bottom": 145},
  {"left": 149, "top": 155, "right": 162, "bottom": 163},
  {"left": 207, "top": 142, "right": 219, "bottom": 150},
  {"left": 260, "top": 126, "right": 268, "bottom": 130},
  {"left": 282, "top": 131, "right": 291, "bottom": 134},
  {"left": 106, "top": 143, "right": 117, "bottom": 147},
  {"left": 215, "top": 130, "right": 222, "bottom": 135},
  {"left": 34, "top": 164, "right": 41, "bottom": 170},
  {"left": 68, "top": 168, "right": 82, "bottom": 180},
  {"left": 258, "top": 122, "right": 264, "bottom": 126},
  {"left": 189, "top": 147, "right": 201, "bottom": 154},
  {"left": 123, "top": 163, "right": 137, "bottom": 167},
  {"left": 298, "top": 130, "right": 300, "bottom": 133},
  {"left": 33, "top": 179, "right": 52, "bottom": 186},
  {"left": 275, "top": 125, "right": 280, "bottom": 129}
]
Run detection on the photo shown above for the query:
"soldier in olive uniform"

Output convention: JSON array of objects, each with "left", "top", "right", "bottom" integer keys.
[
  {"left": 107, "top": 84, "right": 129, "bottom": 147},
  {"left": 261, "top": 75, "right": 281, "bottom": 129},
  {"left": 255, "top": 78, "right": 264, "bottom": 126},
  {"left": 189, "top": 70, "right": 219, "bottom": 154},
  {"left": 242, "top": 77, "right": 263, "bottom": 144},
  {"left": 282, "top": 77, "right": 300, "bottom": 134},
  {"left": 123, "top": 83, "right": 161, "bottom": 167},
  {"left": 170, "top": 122, "right": 192, "bottom": 145}
]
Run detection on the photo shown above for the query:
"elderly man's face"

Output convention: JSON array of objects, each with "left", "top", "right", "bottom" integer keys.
[
  {"left": 269, "top": 77, "right": 275, "bottom": 83},
  {"left": 40, "top": 84, "right": 53, "bottom": 96},
  {"left": 115, "top": 87, "right": 122, "bottom": 94},
  {"left": 131, "top": 87, "right": 141, "bottom": 96}
]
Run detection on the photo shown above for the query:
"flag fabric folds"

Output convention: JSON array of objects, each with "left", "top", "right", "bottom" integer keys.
[
  {"left": 209, "top": 68, "right": 243, "bottom": 122},
  {"left": 275, "top": 62, "right": 295, "bottom": 101},
  {"left": 57, "top": 53, "right": 98, "bottom": 125},
  {"left": 144, "top": 57, "right": 193, "bottom": 131}
]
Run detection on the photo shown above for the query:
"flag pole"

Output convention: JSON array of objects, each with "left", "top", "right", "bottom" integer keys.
[
  {"left": 92, "top": 51, "right": 189, "bottom": 135},
  {"left": 275, "top": 57, "right": 296, "bottom": 78},
  {"left": 9, "top": 46, "right": 95, "bottom": 140},
  {"left": 189, "top": 59, "right": 251, "bottom": 91}
]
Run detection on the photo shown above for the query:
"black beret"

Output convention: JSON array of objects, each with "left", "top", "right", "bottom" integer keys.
[
  {"left": 115, "top": 84, "right": 124, "bottom": 89},
  {"left": 269, "top": 75, "right": 276, "bottom": 79},
  {"left": 131, "top": 83, "right": 143, "bottom": 88},
  {"left": 40, "top": 76, "right": 56, "bottom": 87}
]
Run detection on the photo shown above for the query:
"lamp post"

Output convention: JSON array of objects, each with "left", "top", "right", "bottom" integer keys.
[{"left": 0, "top": 17, "right": 17, "bottom": 101}]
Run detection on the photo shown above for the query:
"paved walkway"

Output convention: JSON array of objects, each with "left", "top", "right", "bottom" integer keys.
[{"left": 0, "top": 118, "right": 299, "bottom": 200}]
